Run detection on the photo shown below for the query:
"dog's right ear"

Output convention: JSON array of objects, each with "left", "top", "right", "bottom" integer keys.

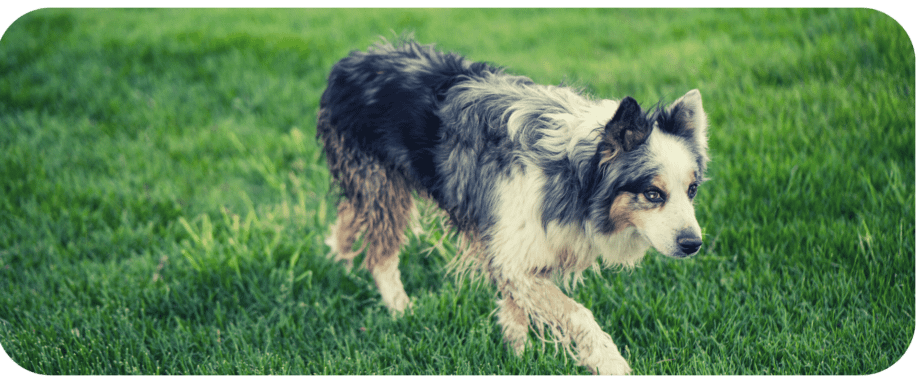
[{"left": 599, "top": 97, "right": 651, "bottom": 164}]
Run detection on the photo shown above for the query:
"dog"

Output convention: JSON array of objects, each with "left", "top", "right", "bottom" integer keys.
[{"left": 316, "top": 38, "right": 709, "bottom": 375}]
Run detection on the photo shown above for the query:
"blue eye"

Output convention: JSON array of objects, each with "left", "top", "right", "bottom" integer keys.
[{"left": 688, "top": 184, "right": 698, "bottom": 199}]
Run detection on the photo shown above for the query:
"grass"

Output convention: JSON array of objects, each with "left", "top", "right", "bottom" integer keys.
[{"left": 0, "top": 8, "right": 914, "bottom": 375}]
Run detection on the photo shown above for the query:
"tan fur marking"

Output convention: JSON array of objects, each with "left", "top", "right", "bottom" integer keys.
[
  {"left": 608, "top": 193, "right": 635, "bottom": 233},
  {"left": 328, "top": 199, "right": 365, "bottom": 264},
  {"left": 598, "top": 133, "right": 619, "bottom": 165},
  {"left": 361, "top": 169, "right": 413, "bottom": 270},
  {"left": 497, "top": 296, "right": 529, "bottom": 354},
  {"left": 557, "top": 247, "right": 576, "bottom": 270},
  {"left": 537, "top": 280, "right": 581, "bottom": 316},
  {"left": 652, "top": 175, "right": 668, "bottom": 199}
]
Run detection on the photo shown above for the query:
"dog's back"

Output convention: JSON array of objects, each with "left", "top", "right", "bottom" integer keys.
[{"left": 319, "top": 40, "right": 500, "bottom": 192}]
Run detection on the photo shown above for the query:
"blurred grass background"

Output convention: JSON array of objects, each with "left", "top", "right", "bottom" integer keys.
[{"left": 0, "top": 8, "right": 914, "bottom": 375}]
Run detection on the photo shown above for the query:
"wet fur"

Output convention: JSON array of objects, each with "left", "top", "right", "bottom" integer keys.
[{"left": 317, "top": 38, "right": 709, "bottom": 375}]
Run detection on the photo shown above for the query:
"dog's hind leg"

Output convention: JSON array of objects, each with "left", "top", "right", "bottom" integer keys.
[
  {"left": 320, "top": 116, "right": 368, "bottom": 270},
  {"left": 326, "top": 160, "right": 414, "bottom": 312},
  {"left": 358, "top": 164, "right": 414, "bottom": 313},
  {"left": 318, "top": 112, "right": 413, "bottom": 313}
]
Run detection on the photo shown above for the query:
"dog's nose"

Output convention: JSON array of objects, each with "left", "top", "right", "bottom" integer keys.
[{"left": 677, "top": 234, "right": 702, "bottom": 255}]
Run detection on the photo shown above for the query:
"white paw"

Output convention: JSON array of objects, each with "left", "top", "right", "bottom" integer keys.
[
  {"left": 505, "top": 336, "right": 527, "bottom": 356},
  {"left": 581, "top": 341, "right": 632, "bottom": 375},
  {"left": 324, "top": 231, "right": 338, "bottom": 255},
  {"left": 592, "top": 356, "right": 632, "bottom": 375},
  {"left": 386, "top": 290, "right": 411, "bottom": 314}
]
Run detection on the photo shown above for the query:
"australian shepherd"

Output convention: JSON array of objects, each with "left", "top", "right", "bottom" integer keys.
[{"left": 316, "top": 38, "right": 709, "bottom": 375}]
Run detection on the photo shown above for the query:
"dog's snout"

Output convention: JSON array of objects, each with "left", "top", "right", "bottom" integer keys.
[{"left": 677, "top": 232, "right": 702, "bottom": 255}]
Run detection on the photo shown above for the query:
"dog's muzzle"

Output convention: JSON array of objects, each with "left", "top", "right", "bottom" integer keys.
[{"left": 676, "top": 231, "right": 702, "bottom": 256}]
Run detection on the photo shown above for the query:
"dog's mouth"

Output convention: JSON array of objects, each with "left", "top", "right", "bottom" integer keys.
[
  {"left": 666, "top": 249, "right": 698, "bottom": 259},
  {"left": 641, "top": 232, "right": 701, "bottom": 259}
]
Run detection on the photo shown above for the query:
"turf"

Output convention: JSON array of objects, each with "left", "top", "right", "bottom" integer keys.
[{"left": 0, "top": 8, "right": 914, "bottom": 375}]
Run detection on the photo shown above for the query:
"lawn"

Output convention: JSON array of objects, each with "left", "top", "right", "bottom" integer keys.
[{"left": 0, "top": 8, "right": 914, "bottom": 375}]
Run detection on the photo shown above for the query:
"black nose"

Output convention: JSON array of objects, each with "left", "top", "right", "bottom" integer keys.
[{"left": 677, "top": 234, "right": 702, "bottom": 255}]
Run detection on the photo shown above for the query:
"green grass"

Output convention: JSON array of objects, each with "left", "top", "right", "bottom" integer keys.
[{"left": 0, "top": 8, "right": 914, "bottom": 375}]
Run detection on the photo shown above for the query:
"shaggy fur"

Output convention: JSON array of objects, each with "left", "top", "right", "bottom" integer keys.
[{"left": 316, "top": 38, "right": 709, "bottom": 375}]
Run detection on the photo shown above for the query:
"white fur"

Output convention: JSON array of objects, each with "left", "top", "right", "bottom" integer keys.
[
  {"left": 484, "top": 164, "right": 645, "bottom": 374},
  {"left": 634, "top": 129, "right": 702, "bottom": 258},
  {"left": 371, "top": 254, "right": 411, "bottom": 313},
  {"left": 478, "top": 91, "right": 707, "bottom": 374}
]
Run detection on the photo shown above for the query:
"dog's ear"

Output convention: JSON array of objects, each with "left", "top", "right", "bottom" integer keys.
[
  {"left": 658, "top": 89, "right": 709, "bottom": 155},
  {"left": 656, "top": 89, "right": 709, "bottom": 172},
  {"left": 599, "top": 97, "right": 651, "bottom": 164}
]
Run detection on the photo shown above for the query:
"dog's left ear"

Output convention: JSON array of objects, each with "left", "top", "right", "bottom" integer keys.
[
  {"left": 599, "top": 96, "right": 652, "bottom": 164},
  {"left": 658, "top": 89, "right": 709, "bottom": 155}
]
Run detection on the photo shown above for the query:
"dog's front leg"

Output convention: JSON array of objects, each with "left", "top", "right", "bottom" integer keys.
[{"left": 494, "top": 272, "right": 632, "bottom": 375}]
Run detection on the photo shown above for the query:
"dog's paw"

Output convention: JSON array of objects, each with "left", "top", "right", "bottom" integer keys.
[
  {"left": 504, "top": 336, "right": 527, "bottom": 356},
  {"left": 581, "top": 341, "right": 632, "bottom": 375},
  {"left": 592, "top": 357, "right": 632, "bottom": 375},
  {"left": 383, "top": 289, "right": 412, "bottom": 316}
]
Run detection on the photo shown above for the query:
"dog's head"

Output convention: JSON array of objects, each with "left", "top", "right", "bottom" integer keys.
[{"left": 594, "top": 89, "right": 709, "bottom": 258}]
